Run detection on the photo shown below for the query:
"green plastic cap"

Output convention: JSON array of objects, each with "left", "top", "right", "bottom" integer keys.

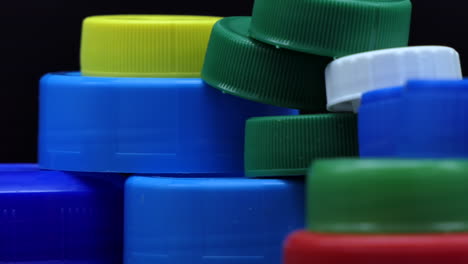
[
  {"left": 245, "top": 114, "right": 358, "bottom": 177},
  {"left": 201, "top": 17, "right": 332, "bottom": 111},
  {"left": 250, "top": 0, "right": 412, "bottom": 57},
  {"left": 308, "top": 159, "right": 468, "bottom": 234}
]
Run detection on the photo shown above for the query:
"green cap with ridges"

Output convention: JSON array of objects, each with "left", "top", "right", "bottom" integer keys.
[
  {"left": 201, "top": 16, "right": 332, "bottom": 111},
  {"left": 245, "top": 114, "right": 358, "bottom": 177},
  {"left": 308, "top": 159, "right": 468, "bottom": 234},
  {"left": 250, "top": 0, "right": 412, "bottom": 58}
]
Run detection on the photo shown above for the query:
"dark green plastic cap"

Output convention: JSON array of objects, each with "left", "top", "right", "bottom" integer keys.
[
  {"left": 245, "top": 114, "right": 358, "bottom": 177},
  {"left": 201, "top": 16, "right": 332, "bottom": 111},
  {"left": 308, "top": 159, "right": 468, "bottom": 234},
  {"left": 250, "top": 0, "right": 412, "bottom": 57}
]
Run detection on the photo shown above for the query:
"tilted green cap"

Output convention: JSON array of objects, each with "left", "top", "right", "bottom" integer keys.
[
  {"left": 245, "top": 114, "right": 358, "bottom": 177},
  {"left": 250, "top": 0, "right": 412, "bottom": 57},
  {"left": 201, "top": 16, "right": 332, "bottom": 111},
  {"left": 308, "top": 159, "right": 468, "bottom": 234}
]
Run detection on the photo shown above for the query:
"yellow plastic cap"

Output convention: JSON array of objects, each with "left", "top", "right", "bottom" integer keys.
[{"left": 80, "top": 15, "right": 222, "bottom": 78}]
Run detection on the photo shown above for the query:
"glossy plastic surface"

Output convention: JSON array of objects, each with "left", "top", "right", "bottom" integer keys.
[
  {"left": 285, "top": 231, "right": 468, "bottom": 264},
  {"left": 81, "top": 15, "right": 221, "bottom": 78},
  {"left": 250, "top": 0, "right": 412, "bottom": 57},
  {"left": 359, "top": 86, "right": 403, "bottom": 157},
  {"left": 39, "top": 72, "right": 297, "bottom": 174},
  {"left": 399, "top": 80, "right": 468, "bottom": 158},
  {"left": 308, "top": 159, "right": 468, "bottom": 233},
  {"left": 245, "top": 114, "right": 358, "bottom": 177},
  {"left": 125, "top": 176, "right": 305, "bottom": 264},
  {"left": 326, "top": 46, "right": 462, "bottom": 112},
  {"left": 202, "top": 17, "right": 331, "bottom": 111},
  {"left": 0, "top": 164, "right": 124, "bottom": 263},
  {"left": 360, "top": 80, "right": 468, "bottom": 157}
]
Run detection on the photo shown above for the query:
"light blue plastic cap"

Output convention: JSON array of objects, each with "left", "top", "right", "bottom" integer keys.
[
  {"left": 124, "top": 176, "right": 305, "bottom": 264},
  {"left": 38, "top": 72, "right": 297, "bottom": 174}
]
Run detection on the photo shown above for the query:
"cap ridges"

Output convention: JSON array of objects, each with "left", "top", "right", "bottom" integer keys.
[
  {"left": 250, "top": 0, "right": 412, "bottom": 57},
  {"left": 81, "top": 15, "right": 221, "bottom": 77},
  {"left": 245, "top": 114, "right": 358, "bottom": 177},
  {"left": 202, "top": 16, "right": 332, "bottom": 111},
  {"left": 308, "top": 159, "right": 468, "bottom": 233}
]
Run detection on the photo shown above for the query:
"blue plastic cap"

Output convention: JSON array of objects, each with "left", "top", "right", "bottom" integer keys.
[
  {"left": 0, "top": 164, "right": 124, "bottom": 263},
  {"left": 39, "top": 72, "right": 298, "bottom": 174},
  {"left": 359, "top": 80, "right": 468, "bottom": 158},
  {"left": 359, "top": 86, "right": 403, "bottom": 157},
  {"left": 124, "top": 176, "right": 305, "bottom": 264},
  {"left": 398, "top": 80, "right": 468, "bottom": 158}
]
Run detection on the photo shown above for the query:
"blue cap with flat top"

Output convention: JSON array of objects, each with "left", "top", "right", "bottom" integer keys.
[
  {"left": 38, "top": 72, "right": 297, "bottom": 174},
  {"left": 124, "top": 176, "right": 305, "bottom": 264}
]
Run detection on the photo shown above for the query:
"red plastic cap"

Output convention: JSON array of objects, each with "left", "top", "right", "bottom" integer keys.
[{"left": 285, "top": 231, "right": 468, "bottom": 264}]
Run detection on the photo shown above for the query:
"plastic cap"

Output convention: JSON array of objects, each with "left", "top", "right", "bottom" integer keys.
[
  {"left": 285, "top": 231, "right": 468, "bottom": 264},
  {"left": 125, "top": 176, "right": 304, "bottom": 264},
  {"left": 0, "top": 164, "right": 124, "bottom": 262},
  {"left": 360, "top": 81, "right": 468, "bottom": 158},
  {"left": 202, "top": 16, "right": 332, "bottom": 111},
  {"left": 245, "top": 114, "right": 358, "bottom": 177},
  {"left": 81, "top": 15, "right": 221, "bottom": 78},
  {"left": 359, "top": 86, "right": 403, "bottom": 157},
  {"left": 250, "top": 0, "right": 412, "bottom": 57},
  {"left": 398, "top": 80, "right": 468, "bottom": 158},
  {"left": 38, "top": 72, "right": 297, "bottom": 174},
  {"left": 326, "top": 46, "right": 462, "bottom": 112},
  {"left": 308, "top": 159, "right": 468, "bottom": 233}
]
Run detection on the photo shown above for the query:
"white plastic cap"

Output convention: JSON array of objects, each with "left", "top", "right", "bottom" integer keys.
[{"left": 325, "top": 46, "right": 462, "bottom": 112}]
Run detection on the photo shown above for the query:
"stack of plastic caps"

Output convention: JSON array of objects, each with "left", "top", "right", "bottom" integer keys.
[
  {"left": 326, "top": 46, "right": 462, "bottom": 156},
  {"left": 37, "top": 15, "right": 306, "bottom": 264},
  {"left": 16, "top": 0, "right": 468, "bottom": 263},
  {"left": 200, "top": 0, "right": 410, "bottom": 260},
  {"left": 286, "top": 159, "right": 468, "bottom": 263},
  {"left": 273, "top": 1, "right": 468, "bottom": 263}
]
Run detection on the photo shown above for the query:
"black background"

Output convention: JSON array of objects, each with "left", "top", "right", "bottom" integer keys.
[{"left": 1, "top": 0, "right": 465, "bottom": 162}]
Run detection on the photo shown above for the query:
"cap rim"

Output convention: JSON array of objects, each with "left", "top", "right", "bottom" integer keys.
[
  {"left": 82, "top": 70, "right": 201, "bottom": 78},
  {"left": 308, "top": 159, "right": 468, "bottom": 233},
  {"left": 245, "top": 114, "right": 358, "bottom": 177},
  {"left": 39, "top": 72, "right": 297, "bottom": 174},
  {"left": 81, "top": 15, "right": 221, "bottom": 78},
  {"left": 202, "top": 16, "right": 331, "bottom": 111},
  {"left": 250, "top": 0, "right": 412, "bottom": 57}
]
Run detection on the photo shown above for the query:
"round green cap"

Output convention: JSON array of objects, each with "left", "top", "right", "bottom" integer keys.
[
  {"left": 308, "top": 159, "right": 468, "bottom": 234},
  {"left": 245, "top": 114, "right": 358, "bottom": 177},
  {"left": 201, "top": 16, "right": 332, "bottom": 111},
  {"left": 250, "top": 0, "right": 412, "bottom": 57}
]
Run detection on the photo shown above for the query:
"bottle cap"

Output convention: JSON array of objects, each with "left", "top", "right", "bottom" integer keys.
[
  {"left": 250, "top": 0, "right": 412, "bottom": 57},
  {"left": 399, "top": 80, "right": 468, "bottom": 158},
  {"left": 125, "top": 176, "right": 304, "bottom": 264},
  {"left": 245, "top": 114, "right": 358, "bottom": 177},
  {"left": 202, "top": 16, "right": 332, "bottom": 111},
  {"left": 285, "top": 231, "right": 468, "bottom": 264},
  {"left": 308, "top": 159, "right": 468, "bottom": 233},
  {"left": 359, "top": 86, "right": 403, "bottom": 157},
  {"left": 39, "top": 72, "right": 297, "bottom": 174},
  {"left": 81, "top": 15, "right": 221, "bottom": 78},
  {"left": 325, "top": 46, "right": 462, "bottom": 112},
  {"left": 0, "top": 164, "right": 124, "bottom": 262}
]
